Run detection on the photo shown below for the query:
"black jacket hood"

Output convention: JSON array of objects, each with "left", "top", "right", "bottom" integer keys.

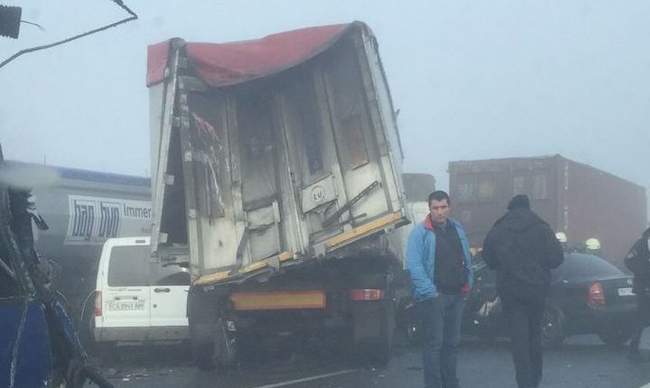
[{"left": 494, "top": 208, "right": 545, "bottom": 233}]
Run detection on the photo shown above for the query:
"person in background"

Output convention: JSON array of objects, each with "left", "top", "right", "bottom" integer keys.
[
  {"left": 584, "top": 238, "right": 603, "bottom": 257},
  {"left": 624, "top": 227, "right": 650, "bottom": 362},
  {"left": 482, "top": 195, "right": 564, "bottom": 388}
]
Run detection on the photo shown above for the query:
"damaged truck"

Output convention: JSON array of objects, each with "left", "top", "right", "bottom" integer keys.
[{"left": 146, "top": 21, "right": 409, "bottom": 369}]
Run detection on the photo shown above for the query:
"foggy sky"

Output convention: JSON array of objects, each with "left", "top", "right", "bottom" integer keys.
[{"left": 1, "top": 0, "right": 649, "bottom": 192}]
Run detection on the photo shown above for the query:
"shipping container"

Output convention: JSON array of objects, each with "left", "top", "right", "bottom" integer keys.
[{"left": 449, "top": 154, "right": 647, "bottom": 267}]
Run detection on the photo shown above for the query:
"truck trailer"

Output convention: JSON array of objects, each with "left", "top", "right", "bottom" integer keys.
[
  {"left": 146, "top": 22, "right": 408, "bottom": 368},
  {"left": 449, "top": 155, "right": 647, "bottom": 267}
]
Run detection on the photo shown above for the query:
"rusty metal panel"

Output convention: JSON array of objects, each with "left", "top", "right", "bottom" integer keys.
[
  {"left": 450, "top": 156, "right": 562, "bottom": 248},
  {"left": 450, "top": 155, "right": 647, "bottom": 268},
  {"left": 563, "top": 157, "right": 647, "bottom": 266}
]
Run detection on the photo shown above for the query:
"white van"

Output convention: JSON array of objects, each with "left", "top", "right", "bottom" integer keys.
[{"left": 93, "top": 237, "right": 190, "bottom": 345}]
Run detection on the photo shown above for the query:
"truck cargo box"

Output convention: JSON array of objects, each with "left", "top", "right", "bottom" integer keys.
[{"left": 147, "top": 22, "right": 407, "bottom": 284}]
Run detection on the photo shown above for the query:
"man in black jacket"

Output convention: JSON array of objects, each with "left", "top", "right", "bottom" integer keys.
[
  {"left": 482, "top": 195, "right": 564, "bottom": 388},
  {"left": 624, "top": 227, "right": 650, "bottom": 361}
]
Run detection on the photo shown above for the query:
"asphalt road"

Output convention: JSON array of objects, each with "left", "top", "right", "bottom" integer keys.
[{"left": 90, "top": 333, "right": 650, "bottom": 388}]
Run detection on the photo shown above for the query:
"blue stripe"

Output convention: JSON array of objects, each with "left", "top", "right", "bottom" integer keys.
[{"left": 5, "top": 161, "right": 150, "bottom": 187}]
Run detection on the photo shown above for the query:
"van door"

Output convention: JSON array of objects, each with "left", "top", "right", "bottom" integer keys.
[
  {"left": 148, "top": 263, "right": 190, "bottom": 340},
  {"left": 102, "top": 244, "right": 151, "bottom": 340}
]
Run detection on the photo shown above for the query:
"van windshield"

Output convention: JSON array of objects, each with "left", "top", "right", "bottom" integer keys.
[{"left": 107, "top": 245, "right": 150, "bottom": 287}]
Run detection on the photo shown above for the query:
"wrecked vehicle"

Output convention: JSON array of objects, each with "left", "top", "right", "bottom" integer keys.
[
  {"left": 402, "top": 251, "right": 637, "bottom": 349},
  {"left": 0, "top": 148, "right": 112, "bottom": 388},
  {"left": 146, "top": 21, "right": 409, "bottom": 369},
  {"left": 92, "top": 236, "right": 190, "bottom": 347},
  {"left": 466, "top": 251, "right": 637, "bottom": 348}
]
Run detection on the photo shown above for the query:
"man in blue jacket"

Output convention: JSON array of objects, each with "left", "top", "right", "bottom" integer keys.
[{"left": 407, "top": 190, "right": 473, "bottom": 388}]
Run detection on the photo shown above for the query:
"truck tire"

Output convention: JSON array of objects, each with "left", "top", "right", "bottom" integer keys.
[
  {"left": 372, "top": 299, "right": 395, "bottom": 366},
  {"left": 192, "top": 340, "right": 216, "bottom": 371},
  {"left": 188, "top": 287, "right": 220, "bottom": 370},
  {"left": 191, "top": 317, "right": 238, "bottom": 371},
  {"left": 213, "top": 317, "right": 238, "bottom": 369}
]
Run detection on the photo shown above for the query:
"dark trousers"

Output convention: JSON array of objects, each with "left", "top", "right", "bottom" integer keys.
[
  {"left": 501, "top": 294, "right": 545, "bottom": 388},
  {"left": 418, "top": 293, "right": 465, "bottom": 388},
  {"left": 630, "top": 293, "right": 650, "bottom": 352}
]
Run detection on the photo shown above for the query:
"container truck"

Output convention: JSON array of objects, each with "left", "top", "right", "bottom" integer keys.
[{"left": 146, "top": 22, "right": 408, "bottom": 368}]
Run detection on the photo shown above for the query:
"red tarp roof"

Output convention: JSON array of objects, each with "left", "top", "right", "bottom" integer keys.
[{"left": 147, "top": 22, "right": 367, "bottom": 88}]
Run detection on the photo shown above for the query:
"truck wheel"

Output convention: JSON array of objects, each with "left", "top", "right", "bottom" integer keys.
[
  {"left": 192, "top": 340, "right": 216, "bottom": 371},
  {"left": 213, "top": 318, "right": 238, "bottom": 369},
  {"left": 352, "top": 297, "right": 395, "bottom": 367},
  {"left": 373, "top": 299, "right": 395, "bottom": 366}
]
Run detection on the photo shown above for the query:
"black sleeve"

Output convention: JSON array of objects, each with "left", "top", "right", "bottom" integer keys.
[
  {"left": 542, "top": 224, "right": 564, "bottom": 270},
  {"left": 482, "top": 228, "right": 500, "bottom": 270},
  {"left": 625, "top": 239, "right": 650, "bottom": 276}
]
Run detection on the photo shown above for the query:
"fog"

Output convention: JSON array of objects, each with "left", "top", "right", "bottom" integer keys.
[{"left": 1, "top": 0, "right": 649, "bottom": 191}]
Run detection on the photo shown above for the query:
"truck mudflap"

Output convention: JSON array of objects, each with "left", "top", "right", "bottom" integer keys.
[
  {"left": 193, "top": 211, "right": 405, "bottom": 288},
  {"left": 350, "top": 293, "right": 396, "bottom": 365}
]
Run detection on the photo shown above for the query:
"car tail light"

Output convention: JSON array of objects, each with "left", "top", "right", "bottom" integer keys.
[
  {"left": 349, "top": 289, "right": 384, "bottom": 301},
  {"left": 587, "top": 282, "right": 606, "bottom": 306},
  {"left": 94, "top": 291, "right": 102, "bottom": 317}
]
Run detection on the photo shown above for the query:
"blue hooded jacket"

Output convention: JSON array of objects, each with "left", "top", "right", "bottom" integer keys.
[{"left": 406, "top": 215, "right": 474, "bottom": 301}]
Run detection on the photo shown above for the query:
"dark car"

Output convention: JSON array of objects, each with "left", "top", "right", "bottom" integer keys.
[{"left": 401, "top": 252, "right": 637, "bottom": 348}]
